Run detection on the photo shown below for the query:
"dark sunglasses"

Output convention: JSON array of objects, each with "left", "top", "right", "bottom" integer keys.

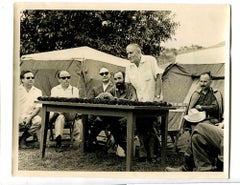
[
  {"left": 60, "top": 76, "right": 71, "bottom": 80},
  {"left": 25, "top": 77, "right": 34, "bottom": 80},
  {"left": 99, "top": 72, "right": 109, "bottom": 76}
]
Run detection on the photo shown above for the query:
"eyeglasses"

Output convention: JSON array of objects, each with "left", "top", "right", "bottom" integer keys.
[
  {"left": 60, "top": 76, "right": 71, "bottom": 80},
  {"left": 99, "top": 72, "right": 109, "bottom": 76},
  {"left": 25, "top": 77, "right": 34, "bottom": 80}
]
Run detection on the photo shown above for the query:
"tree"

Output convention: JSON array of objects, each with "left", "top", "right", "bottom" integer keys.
[{"left": 20, "top": 10, "right": 179, "bottom": 58}]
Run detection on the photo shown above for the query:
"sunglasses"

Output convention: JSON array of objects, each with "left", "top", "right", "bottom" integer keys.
[
  {"left": 25, "top": 77, "right": 35, "bottom": 80},
  {"left": 99, "top": 72, "right": 109, "bottom": 76},
  {"left": 60, "top": 76, "right": 71, "bottom": 80}
]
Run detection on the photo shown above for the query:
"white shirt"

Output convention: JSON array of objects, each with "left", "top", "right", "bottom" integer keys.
[
  {"left": 51, "top": 84, "right": 79, "bottom": 98},
  {"left": 125, "top": 55, "right": 163, "bottom": 102},
  {"left": 19, "top": 84, "right": 42, "bottom": 122}
]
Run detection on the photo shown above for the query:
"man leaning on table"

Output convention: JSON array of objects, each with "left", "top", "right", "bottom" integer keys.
[
  {"left": 50, "top": 70, "right": 83, "bottom": 152},
  {"left": 125, "top": 43, "right": 164, "bottom": 162}
]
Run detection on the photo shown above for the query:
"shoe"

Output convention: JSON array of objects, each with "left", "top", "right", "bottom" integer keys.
[
  {"left": 165, "top": 166, "right": 187, "bottom": 172},
  {"left": 31, "top": 141, "right": 40, "bottom": 149},
  {"left": 55, "top": 145, "right": 63, "bottom": 152},
  {"left": 19, "top": 138, "right": 32, "bottom": 149}
]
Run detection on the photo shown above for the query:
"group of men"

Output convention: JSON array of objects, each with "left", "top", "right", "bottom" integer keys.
[{"left": 18, "top": 43, "right": 224, "bottom": 171}]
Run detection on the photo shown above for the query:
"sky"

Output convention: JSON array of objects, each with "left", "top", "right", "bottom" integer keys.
[{"left": 161, "top": 4, "right": 230, "bottom": 49}]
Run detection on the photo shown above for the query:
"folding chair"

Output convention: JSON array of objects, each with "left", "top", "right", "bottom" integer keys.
[
  {"left": 48, "top": 119, "right": 75, "bottom": 144},
  {"left": 153, "top": 106, "right": 187, "bottom": 153},
  {"left": 168, "top": 107, "right": 187, "bottom": 153}
]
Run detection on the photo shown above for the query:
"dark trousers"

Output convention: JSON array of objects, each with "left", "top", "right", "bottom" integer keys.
[
  {"left": 87, "top": 116, "right": 126, "bottom": 151},
  {"left": 136, "top": 117, "right": 156, "bottom": 159}
]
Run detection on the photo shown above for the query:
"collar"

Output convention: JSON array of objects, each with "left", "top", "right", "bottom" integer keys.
[
  {"left": 57, "top": 84, "right": 72, "bottom": 90},
  {"left": 195, "top": 87, "right": 218, "bottom": 94},
  {"left": 20, "top": 84, "right": 35, "bottom": 92}
]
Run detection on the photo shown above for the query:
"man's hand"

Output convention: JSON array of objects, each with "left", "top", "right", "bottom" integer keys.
[
  {"left": 195, "top": 104, "right": 202, "bottom": 111},
  {"left": 23, "top": 117, "right": 32, "bottom": 128},
  {"left": 154, "top": 94, "right": 163, "bottom": 102},
  {"left": 216, "top": 121, "right": 224, "bottom": 129},
  {"left": 96, "top": 92, "right": 114, "bottom": 100}
]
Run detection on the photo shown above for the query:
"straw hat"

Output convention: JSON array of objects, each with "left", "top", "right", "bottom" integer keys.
[{"left": 184, "top": 108, "right": 206, "bottom": 123}]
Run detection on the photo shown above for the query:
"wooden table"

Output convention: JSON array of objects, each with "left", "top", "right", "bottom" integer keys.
[{"left": 37, "top": 101, "right": 174, "bottom": 171}]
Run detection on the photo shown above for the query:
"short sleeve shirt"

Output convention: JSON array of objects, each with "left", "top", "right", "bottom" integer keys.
[
  {"left": 125, "top": 55, "right": 163, "bottom": 102},
  {"left": 19, "top": 85, "right": 42, "bottom": 122},
  {"left": 51, "top": 84, "right": 79, "bottom": 98}
]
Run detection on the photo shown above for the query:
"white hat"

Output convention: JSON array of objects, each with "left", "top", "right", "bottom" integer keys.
[{"left": 184, "top": 108, "right": 206, "bottom": 123}]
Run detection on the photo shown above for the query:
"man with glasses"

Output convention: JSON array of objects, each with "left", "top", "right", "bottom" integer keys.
[
  {"left": 19, "top": 70, "right": 42, "bottom": 149},
  {"left": 88, "top": 67, "right": 114, "bottom": 99},
  {"left": 50, "top": 70, "right": 81, "bottom": 152},
  {"left": 86, "top": 67, "right": 114, "bottom": 152}
]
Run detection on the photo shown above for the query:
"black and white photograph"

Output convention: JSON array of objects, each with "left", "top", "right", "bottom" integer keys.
[{"left": 12, "top": 2, "right": 230, "bottom": 179}]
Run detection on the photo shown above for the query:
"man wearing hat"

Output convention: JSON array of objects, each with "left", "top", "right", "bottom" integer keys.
[{"left": 166, "top": 71, "right": 224, "bottom": 171}]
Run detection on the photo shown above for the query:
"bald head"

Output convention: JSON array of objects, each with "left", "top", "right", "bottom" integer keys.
[{"left": 126, "top": 43, "right": 142, "bottom": 65}]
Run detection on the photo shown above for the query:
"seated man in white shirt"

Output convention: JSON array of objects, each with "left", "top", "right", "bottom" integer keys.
[
  {"left": 50, "top": 70, "right": 82, "bottom": 152},
  {"left": 19, "top": 70, "right": 42, "bottom": 149}
]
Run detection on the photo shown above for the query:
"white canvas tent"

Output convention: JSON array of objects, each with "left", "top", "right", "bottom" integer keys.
[{"left": 20, "top": 46, "right": 130, "bottom": 97}]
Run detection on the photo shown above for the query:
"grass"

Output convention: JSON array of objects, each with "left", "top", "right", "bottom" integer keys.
[{"left": 18, "top": 137, "right": 186, "bottom": 172}]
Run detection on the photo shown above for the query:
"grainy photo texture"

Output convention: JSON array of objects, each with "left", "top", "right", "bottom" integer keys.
[{"left": 13, "top": 3, "right": 230, "bottom": 179}]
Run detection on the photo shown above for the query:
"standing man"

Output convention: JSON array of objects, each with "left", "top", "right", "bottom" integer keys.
[
  {"left": 19, "top": 70, "right": 42, "bottom": 149},
  {"left": 125, "top": 43, "right": 164, "bottom": 162},
  {"left": 50, "top": 70, "right": 82, "bottom": 152},
  {"left": 166, "top": 71, "right": 224, "bottom": 171}
]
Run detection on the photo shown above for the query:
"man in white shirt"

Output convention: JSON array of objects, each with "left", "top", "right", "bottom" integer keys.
[
  {"left": 125, "top": 43, "right": 164, "bottom": 162},
  {"left": 50, "top": 70, "right": 82, "bottom": 152},
  {"left": 19, "top": 70, "right": 42, "bottom": 149}
]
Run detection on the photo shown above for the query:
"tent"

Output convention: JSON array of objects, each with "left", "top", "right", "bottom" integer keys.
[
  {"left": 161, "top": 45, "right": 226, "bottom": 134},
  {"left": 20, "top": 46, "right": 130, "bottom": 97},
  {"left": 161, "top": 45, "right": 226, "bottom": 104}
]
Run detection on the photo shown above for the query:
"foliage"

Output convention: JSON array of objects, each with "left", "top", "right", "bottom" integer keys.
[{"left": 20, "top": 10, "right": 179, "bottom": 58}]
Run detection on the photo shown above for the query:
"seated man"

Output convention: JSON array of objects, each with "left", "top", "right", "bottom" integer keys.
[
  {"left": 166, "top": 121, "right": 224, "bottom": 171},
  {"left": 86, "top": 69, "right": 137, "bottom": 154},
  {"left": 50, "top": 70, "right": 82, "bottom": 152},
  {"left": 166, "top": 71, "right": 224, "bottom": 171},
  {"left": 86, "top": 67, "right": 114, "bottom": 151},
  {"left": 19, "top": 70, "right": 42, "bottom": 149},
  {"left": 108, "top": 71, "right": 138, "bottom": 153}
]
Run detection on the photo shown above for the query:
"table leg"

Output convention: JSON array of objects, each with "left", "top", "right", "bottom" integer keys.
[
  {"left": 40, "top": 106, "right": 49, "bottom": 159},
  {"left": 81, "top": 114, "right": 88, "bottom": 153},
  {"left": 161, "top": 111, "right": 169, "bottom": 166},
  {"left": 126, "top": 112, "right": 136, "bottom": 171}
]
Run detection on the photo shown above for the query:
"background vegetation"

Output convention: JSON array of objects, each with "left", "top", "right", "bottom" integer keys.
[{"left": 20, "top": 10, "right": 179, "bottom": 58}]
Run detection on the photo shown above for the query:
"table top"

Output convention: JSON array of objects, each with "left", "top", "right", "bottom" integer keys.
[{"left": 36, "top": 100, "right": 176, "bottom": 111}]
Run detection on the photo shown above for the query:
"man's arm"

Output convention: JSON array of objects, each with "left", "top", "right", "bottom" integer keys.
[
  {"left": 23, "top": 106, "right": 41, "bottom": 126},
  {"left": 154, "top": 73, "right": 162, "bottom": 100},
  {"left": 128, "top": 84, "right": 138, "bottom": 101}
]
